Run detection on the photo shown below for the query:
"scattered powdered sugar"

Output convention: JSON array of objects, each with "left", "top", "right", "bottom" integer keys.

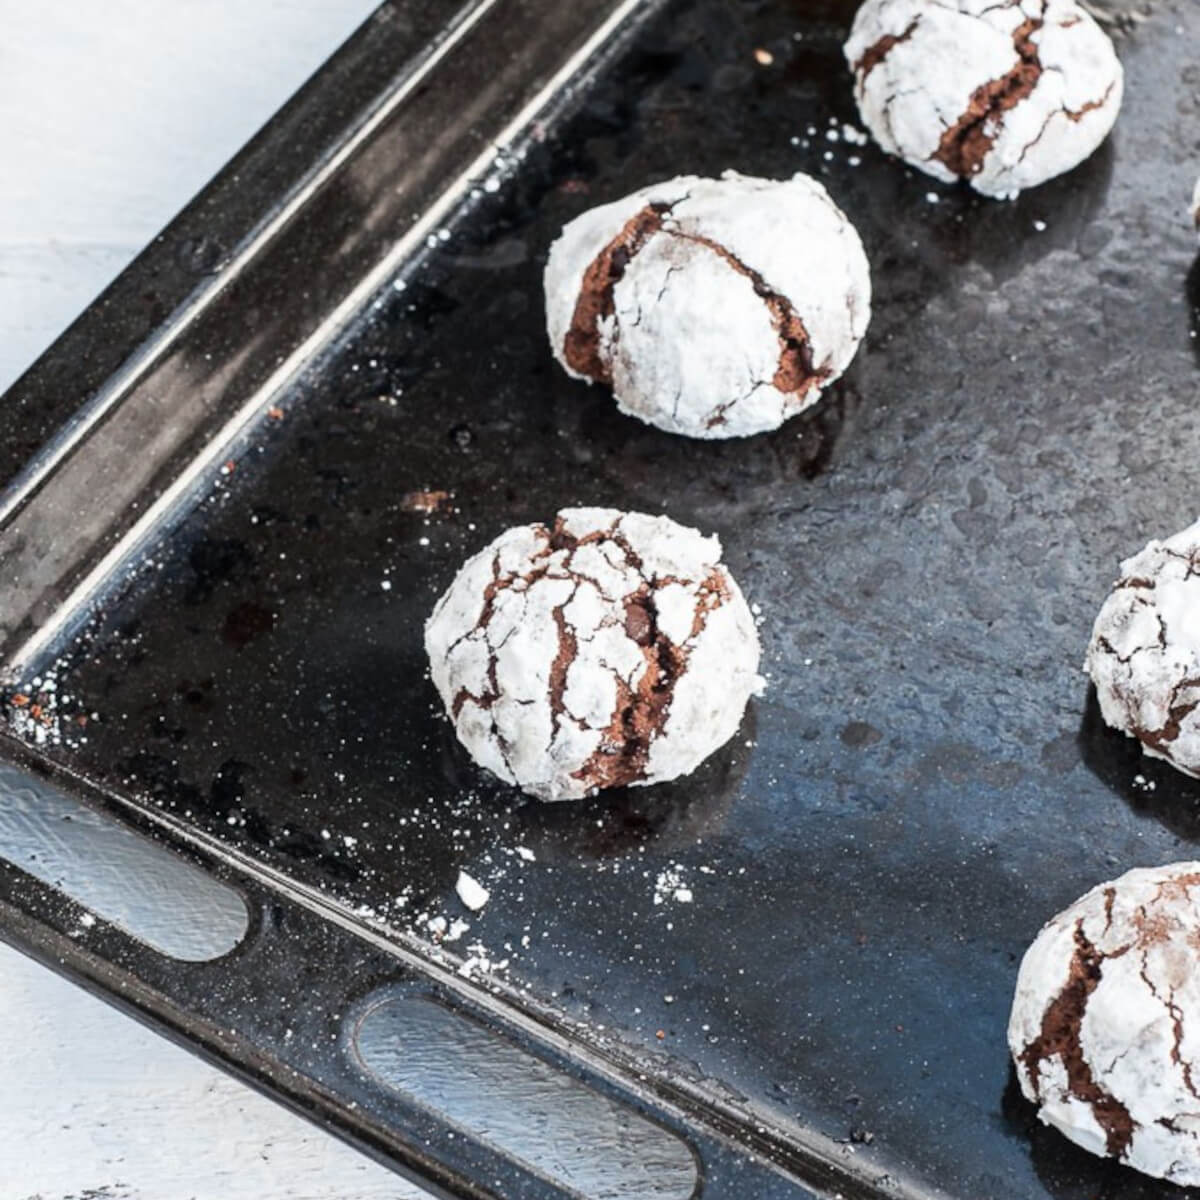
[
  {"left": 654, "top": 864, "right": 696, "bottom": 906},
  {"left": 4, "top": 665, "right": 95, "bottom": 751},
  {"left": 457, "top": 940, "right": 511, "bottom": 980}
]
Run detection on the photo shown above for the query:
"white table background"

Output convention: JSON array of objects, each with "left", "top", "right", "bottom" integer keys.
[{"left": 0, "top": 4, "right": 427, "bottom": 1196}]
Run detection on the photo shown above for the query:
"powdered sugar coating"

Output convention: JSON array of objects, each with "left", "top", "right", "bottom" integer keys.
[
  {"left": 844, "top": 0, "right": 1123, "bottom": 200},
  {"left": 544, "top": 171, "right": 870, "bottom": 439},
  {"left": 1086, "top": 518, "right": 1200, "bottom": 779},
  {"left": 424, "top": 508, "right": 762, "bottom": 801},
  {"left": 1009, "top": 863, "right": 1200, "bottom": 1183}
]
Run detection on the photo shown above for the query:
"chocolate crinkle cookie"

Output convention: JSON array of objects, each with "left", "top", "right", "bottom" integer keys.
[
  {"left": 844, "top": 0, "right": 1123, "bottom": 199},
  {"left": 424, "top": 508, "right": 763, "bottom": 801},
  {"left": 544, "top": 171, "right": 870, "bottom": 439},
  {"left": 1086, "top": 518, "right": 1200, "bottom": 779},
  {"left": 1009, "top": 863, "right": 1200, "bottom": 1183}
]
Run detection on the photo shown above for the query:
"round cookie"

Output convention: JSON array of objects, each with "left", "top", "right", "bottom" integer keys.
[
  {"left": 1009, "top": 863, "right": 1200, "bottom": 1183},
  {"left": 544, "top": 171, "right": 870, "bottom": 439},
  {"left": 424, "top": 508, "right": 762, "bottom": 801},
  {"left": 844, "top": 0, "right": 1123, "bottom": 200},
  {"left": 1086, "top": 518, "right": 1200, "bottom": 778}
]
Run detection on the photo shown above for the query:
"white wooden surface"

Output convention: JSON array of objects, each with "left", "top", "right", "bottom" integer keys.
[
  {"left": 1, "top": 943, "right": 427, "bottom": 1200},
  {"left": 0, "top": 3, "right": 428, "bottom": 1196},
  {"left": 0, "top": 0, "right": 375, "bottom": 394}
]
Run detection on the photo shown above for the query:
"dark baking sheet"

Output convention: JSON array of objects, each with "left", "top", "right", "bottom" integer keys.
[{"left": 4, "top": 0, "right": 1200, "bottom": 1196}]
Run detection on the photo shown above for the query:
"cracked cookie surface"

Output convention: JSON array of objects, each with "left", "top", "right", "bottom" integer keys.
[
  {"left": 1009, "top": 863, "right": 1200, "bottom": 1183},
  {"left": 424, "top": 508, "right": 762, "bottom": 801},
  {"left": 844, "top": 0, "right": 1123, "bottom": 199},
  {"left": 1087, "top": 518, "right": 1200, "bottom": 779},
  {"left": 544, "top": 171, "right": 870, "bottom": 439}
]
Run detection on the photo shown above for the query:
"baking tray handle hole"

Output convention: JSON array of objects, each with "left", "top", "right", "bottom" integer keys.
[
  {"left": 0, "top": 760, "right": 248, "bottom": 961},
  {"left": 350, "top": 990, "right": 700, "bottom": 1199}
]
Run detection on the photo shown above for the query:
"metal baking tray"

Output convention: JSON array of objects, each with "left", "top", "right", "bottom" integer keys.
[{"left": 2, "top": 0, "right": 1198, "bottom": 1196}]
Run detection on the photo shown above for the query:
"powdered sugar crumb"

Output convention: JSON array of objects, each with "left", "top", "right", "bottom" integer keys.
[{"left": 456, "top": 870, "right": 490, "bottom": 911}]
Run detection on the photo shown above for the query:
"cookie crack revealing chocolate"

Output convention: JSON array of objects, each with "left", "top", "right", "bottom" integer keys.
[
  {"left": 1151, "top": 873, "right": 1200, "bottom": 904},
  {"left": 1019, "top": 921, "right": 1135, "bottom": 1157},
  {"left": 547, "top": 517, "right": 645, "bottom": 571},
  {"left": 1093, "top": 622, "right": 1164, "bottom": 667},
  {"left": 933, "top": 10, "right": 1046, "bottom": 178},
  {"left": 573, "top": 567, "right": 731, "bottom": 791},
  {"left": 563, "top": 202, "right": 675, "bottom": 383},
  {"left": 668, "top": 231, "right": 831, "bottom": 404},
  {"left": 453, "top": 520, "right": 612, "bottom": 715},
  {"left": 564, "top": 217, "right": 830, "bottom": 411},
  {"left": 1015, "top": 80, "right": 1120, "bottom": 164},
  {"left": 1102, "top": 885, "right": 1116, "bottom": 934},
  {"left": 1139, "top": 960, "right": 1200, "bottom": 1103},
  {"left": 448, "top": 533, "right": 566, "bottom": 721},
  {"left": 1141, "top": 687, "right": 1200, "bottom": 752},
  {"left": 548, "top": 588, "right": 582, "bottom": 737},
  {"left": 853, "top": 16, "right": 921, "bottom": 83},
  {"left": 446, "top": 517, "right": 735, "bottom": 784},
  {"left": 1162, "top": 546, "right": 1200, "bottom": 578},
  {"left": 1064, "top": 81, "right": 1118, "bottom": 122}
]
